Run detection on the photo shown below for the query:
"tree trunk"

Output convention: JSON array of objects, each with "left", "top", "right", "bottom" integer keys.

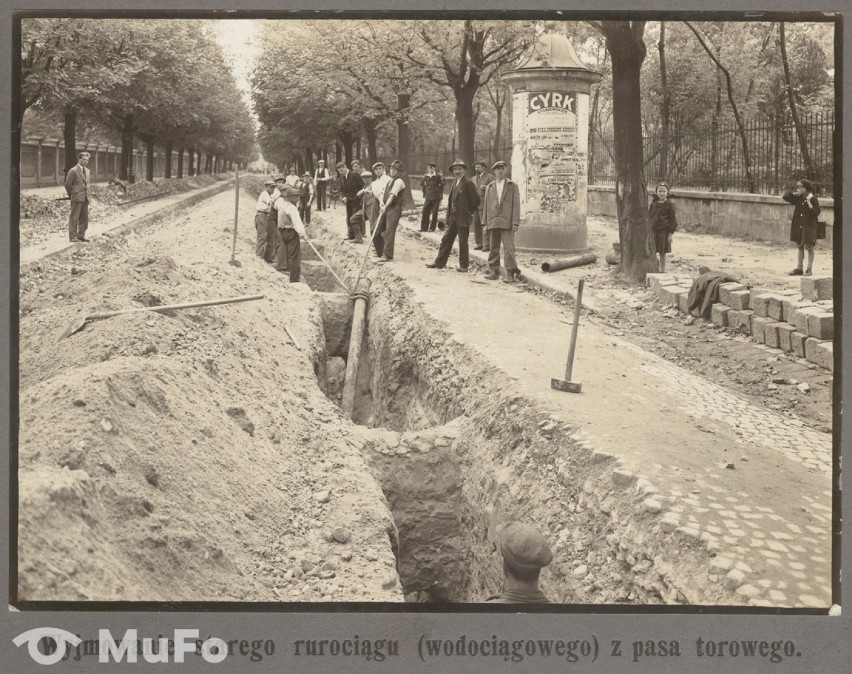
[
  {"left": 395, "top": 93, "right": 415, "bottom": 208},
  {"left": 779, "top": 22, "right": 813, "bottom": 181},
  {"left": 604, "top": 22, "right": 656, "bottom": 283},
  {"left": 658, "top": 21, "right": 670, "bottom": 180},
  {"left": 164, "top": 141, "right": 173, "bottom": 178},
  {"left": 339, "top": 130, "right": 354, "bottom": 165},
  {"left": 362, "top": 117, "right": 378, "bottom": 166},
  {"left": 454, "top": 87, "right": 477, "bottom": 167},
  {"left": 63, "top": 107, "right": 77, "bottom": 175},
  {"left": 355, "top": 134, "right": 361, "bottom": 163},
  {"left": 143, "top": 135, "right": 155, "bottom": 181},
  {"left": 177, "top": 147, "right": 184, "bottom": 178},
  {"left": 187, "top": 147, "right": 195, "bottom": 176},
  {"left": 119, "top": 116, "right": 134, "bottom": 181},
  {"left": 304, "top": 147, "right": 314, "bottom": 175}
]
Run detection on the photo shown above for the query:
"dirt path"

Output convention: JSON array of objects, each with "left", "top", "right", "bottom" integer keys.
[{"left": 315, "top": 204, "right": 832, "bottom": 608}]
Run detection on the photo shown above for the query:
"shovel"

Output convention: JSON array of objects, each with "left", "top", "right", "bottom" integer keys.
[
  {"left": 228, "top": 167, "right": 242, "bottom": 267},
  {"left": 57, "top": 294, "right": 264, "bottom": 341},
  {"left": 551, "top": 279, "right": 584, "bottom": 393},
  {"left": 302, "top": 234, "right": 351, "bottom": 294}
]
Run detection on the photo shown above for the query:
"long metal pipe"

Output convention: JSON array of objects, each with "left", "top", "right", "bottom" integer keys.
[
  {"left": 341, "top": 277, "right": 371, "bottom": 419},
  {"left": 541, "top": 252, "right": 597, "bottom": 273}
]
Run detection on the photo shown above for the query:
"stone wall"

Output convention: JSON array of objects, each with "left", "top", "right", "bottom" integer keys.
[{"left": 588, "top": 186, "right": 835, "bottom": 244}]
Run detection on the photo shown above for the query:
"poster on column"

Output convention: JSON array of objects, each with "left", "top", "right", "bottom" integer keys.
[{"left": 525, "top": 91, "right": 584, "bottom": 217}]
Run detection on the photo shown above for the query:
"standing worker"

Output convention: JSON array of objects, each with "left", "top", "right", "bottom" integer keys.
[
  {"left": 426, "top": 159, "right": 480, "bottom": 272},
  {"left": 419, "top": 162, "right": 444, "bottom": 232},
  {"left": 482, "top": 160, "right": 522, "bottom": 283},
  {"left": 299, "top": 172, "right": 315, "bottom": 225},
  {"left": 273, "top": 185, "right": 306, "bottom": 283},
  {"left": 313, "top": 159, "right": 331, "bottom": 211},
  {"left": 472, "top": 160, "right": 494, "bottom": 250},
  {"left": 486, "top": 521, "right": 553, "bottom": 604},
  {"left": 783, "top": 178, "right": 821, "bottom": 276},
  {"left": 255, "top": 180, "right": 277, "bottom": 260},
  {"left": 372, "top": 160, "right": 406, "bottom": 263},
  {"left": 65, "top": 151, "right": 91, "bottom": 242},
  {"left": 349, "top": 169, "right": 376, "bottom": 245},
  {"left": 337, "top": 161, "right": 364, "bottom": 241}
]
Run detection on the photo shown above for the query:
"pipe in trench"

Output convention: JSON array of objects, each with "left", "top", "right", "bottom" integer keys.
[
  {"left": 341, "top": 277, "right": 371, "bottom": 419},
  {"left": 541, "top": 252, "right": 597, "bottom": 273}
]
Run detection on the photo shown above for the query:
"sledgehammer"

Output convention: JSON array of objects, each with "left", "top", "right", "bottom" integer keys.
[{"left": 551, "top": 279, "right": 584, "bottom": 393}]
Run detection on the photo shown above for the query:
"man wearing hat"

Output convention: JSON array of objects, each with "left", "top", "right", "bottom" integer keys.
[
  {"left": 472, "top": 160, "right": 494, "bottom": 250},
  {"left": 255, "top": 180, "right": 277, "bottom": 261},
  {"left": 271, "top": 185, "right": 306, "bottom": 283},
  {"left": 486, "top": 521, "right": 552, "bottom": 604},
  {"left": 482, "top": 160, "right": 522, "bottom": 283},
  {"left": 366, "top": 162, "right": 391, "bottom": 232},
  {"left": 298, "top": 172, "right": 315, "bottom": 225},
  {"left": 426, "top": 159, "right": 480, "bottom": 272},
  {"left": 337, "top": 161, "right": 365, "bottom": 241},
  {"left": 313, "top": 160, "right": 331, "bottom": 211},
  {"left": 372, "top": 159, "right": 406, "bottom": 263},
  {"left": 349, "top": 169, "right": 375, "bottom": 244}
]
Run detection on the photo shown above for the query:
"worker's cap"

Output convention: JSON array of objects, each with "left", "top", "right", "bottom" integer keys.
[
  {"left": 389, "top": 159, "right": 404, "bottom": 172},
  {"left": 492, "top": 160, "right": 508, "bottom": 170},
  {"left": 302, "top": 172, "right": 311, "bottom": 177},
  {"left": 263, "top": 180, "right": 276, "bottom": 187},
  {"left": 495, "top": 521, "right": 553, "bottom": 573},
  {"left": 274, "top": 175, "right": 287, "bottom": 182},
  {"left": 372, "top": 161, "right": 384, "bottom": 170},
  {"left": 474, "top": 160, "right": 488, "bottom": 168},
  {"left": 280, "top": 185, "right": 300, "bottom": 200},
  {"left": 360, "top": 170, "right": 374, "bottom": 178},
  {"left": 448, "top": 158, "right": 467, "bottom": 170},
  {"left": 317, "top": 159, "right": 326, "bottom": 164},
  {"left": 335, "top": 161, "right": 346, "bottom": 170}
]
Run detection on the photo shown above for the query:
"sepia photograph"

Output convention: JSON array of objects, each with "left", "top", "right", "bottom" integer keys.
[{"left": 12, "top": 11, "right": 839, "bottom": 615}]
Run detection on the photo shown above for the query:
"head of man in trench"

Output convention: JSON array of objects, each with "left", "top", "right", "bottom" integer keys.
[{"left": 486, "top": 521, "right": 553, "bottom": 603}]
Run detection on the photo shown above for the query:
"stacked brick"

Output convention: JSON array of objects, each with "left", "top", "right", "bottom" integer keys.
[{"left": 646, "top": 273, "right": 834, "bottom": 372}]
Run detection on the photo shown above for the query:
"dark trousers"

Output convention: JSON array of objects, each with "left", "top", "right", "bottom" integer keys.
[
  {"left": 316, "top": 182, "right": 327, "bottom": 211},
  {"left": 374, "top": 205, "right": 401, "bottom": 259},
  {"left": 473, "top": 210, "right": 486, "bottom": 246},
  {"left": 344, "top": 198, "right": 361, "bottom": 238},
  {"left": 434, "top": 215, "right": 470, "bottom": 268},
  {"left": 68, "top": 200, "right": 89, "bottom": 240},
  {"left": 420, "top": 198, "right": 441, "bottom": 231},
  {"left": 299, "top": 199, "right": 311, "bottom": 225},
  {"left": 275, "top": 228, "right": 301, "bottom": 282},
  {"left": 487, "top": 228, "right": 518, "bottom": 273},
  {"left": 265, "top": 213, "right": 280, "bottom": 262},
  {"left": 255, "top": 212, "right": 271, "bottom": 259}
]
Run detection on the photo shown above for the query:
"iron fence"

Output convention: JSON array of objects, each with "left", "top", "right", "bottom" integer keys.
[{"left": 589, "top": 111, "right": 835, "bottom": 197}]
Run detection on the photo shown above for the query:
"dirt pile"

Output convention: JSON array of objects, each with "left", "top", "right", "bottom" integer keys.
[{"left": 18, "top": 189, "right": 401, "bottom": 602}]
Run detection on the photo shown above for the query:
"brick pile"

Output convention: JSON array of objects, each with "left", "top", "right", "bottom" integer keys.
[{"left": 646, "top": 273, "right": 834, "bottom": 372}]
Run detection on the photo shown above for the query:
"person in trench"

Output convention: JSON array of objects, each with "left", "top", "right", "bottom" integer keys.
[
  {"left": 486, "top": 521, "right": 552, "bottom": 603},
  {"left": 273, "top": 185, "right": 306, "bottom": 283}
]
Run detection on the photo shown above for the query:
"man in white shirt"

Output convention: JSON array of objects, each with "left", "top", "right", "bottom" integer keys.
[
  {"left": 255, "top": 180, "right": 277, "bottom": 261},
  {"left": 373, "top": 160, "right": 407, "bottom": 262},
  {"left": 313, "top": 159, "right": 331, "bottom": 211},
  {"left": 482, "top": 160, "right": 522, "bottom": 283},
  {"left": 284, "top": 167, "right": 300, "bottom": 188},
  {"left": 361, "top": 162, "right": 390, "bottom": 230},
  {"left": 272, "top": 186, "right": 306, "bottom": 282}
]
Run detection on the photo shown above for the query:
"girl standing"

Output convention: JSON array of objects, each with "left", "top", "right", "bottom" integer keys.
[
  {"left": 649, "top": 182, "right": 678, "bottom": 273},
  {"left": 782, "top": 178, "right": 820, "bottom": 276}
]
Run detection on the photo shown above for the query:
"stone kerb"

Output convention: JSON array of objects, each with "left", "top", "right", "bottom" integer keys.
[{"left": 645, "top": 273, "right": 834, "bottom": 372}]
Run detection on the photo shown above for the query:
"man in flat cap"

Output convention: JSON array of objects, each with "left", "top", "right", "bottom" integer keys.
[
  {"left": 486, "top": 521, "right": 552, "bottom": 603},
  {"left": 271, "top": 185, "right": 306, "bottom": 283},
  {"left": 255, "top": 180, "right": 277, "bottom": 261},
  {"left": 472, "top": 160, "right": 494, "bottom": 251},
  {"left": 482, "top": 160, "right": 522, "bottom": 283},
  {"left": 313, "top": 159, "right": 331, "bottom": 211},
  {"left": 372, "top": 159, "right": 406, "bottom": 263},
  {"left": 426, "top": 159, "right": 480, "bottom": 272},
  {"left": 337, "top": 161, "right": 365, "bottom": 241}
]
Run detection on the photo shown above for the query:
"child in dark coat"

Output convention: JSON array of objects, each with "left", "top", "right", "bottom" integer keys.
[
  {"left": 649, "top": 182, "right": 678, "bottom": 273},
  {"left": 782, "top": 178, "right": 820, "bottom": 276}
]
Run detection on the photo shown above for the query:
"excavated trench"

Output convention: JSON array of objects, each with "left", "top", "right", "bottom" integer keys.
[{"left": 300, "top": 219, "right": 724, "bottom": 606}]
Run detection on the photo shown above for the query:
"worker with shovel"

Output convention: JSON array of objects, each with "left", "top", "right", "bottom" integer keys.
[{"left": 273, "top": 185, "right": 306, "bottom": 283}]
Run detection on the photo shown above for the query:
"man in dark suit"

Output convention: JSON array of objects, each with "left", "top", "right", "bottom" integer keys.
[
  {"left": 65, "top": 151, "right": 91, "bottom": 242},
  {"left": 337, "top": 161, "right": 365, "bottom": 241},
  {"left": 425, "top": 159, "right": 480, "bottom": 272},
  {"left": 472, "top": 160, "right": 494, "bottom": 251}
]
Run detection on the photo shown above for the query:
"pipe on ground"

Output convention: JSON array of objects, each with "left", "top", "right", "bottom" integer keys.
[
  {"left": 541, "top": 252, "right": 597, "bottom": 273},
  {"left": 341, "top": 277, "right": 371, "bottom": 419}
]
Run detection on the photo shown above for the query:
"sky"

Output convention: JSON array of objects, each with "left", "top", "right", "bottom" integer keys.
[{"left": 214, "top": 20, "right": 260, "bottom": 104}]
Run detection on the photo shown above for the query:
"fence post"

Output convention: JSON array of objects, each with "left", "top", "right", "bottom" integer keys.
[{"left": 710, "top": 119, "right": 718, "bottom": 192}]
